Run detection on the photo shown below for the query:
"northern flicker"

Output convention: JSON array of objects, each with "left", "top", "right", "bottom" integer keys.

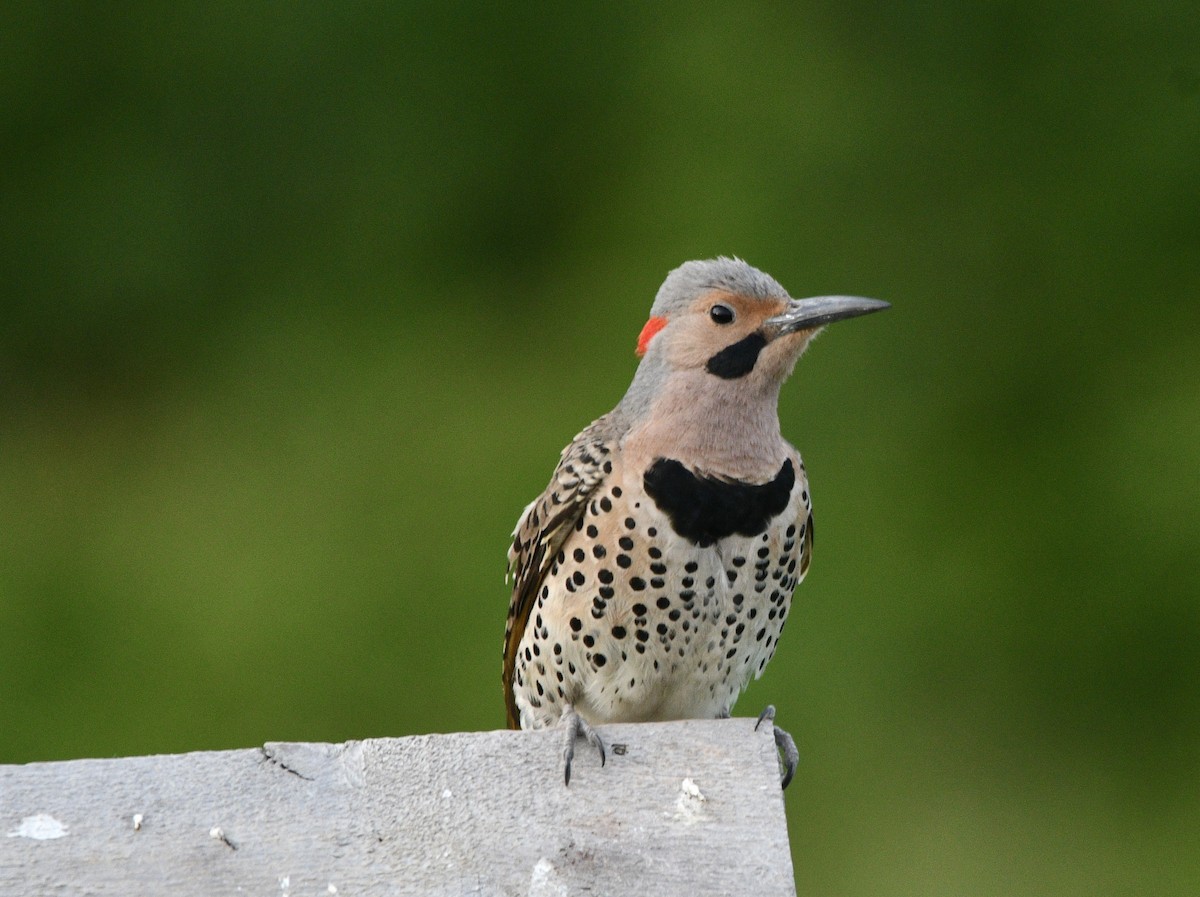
[{"left": 503, "top": 257, "right": 887, "bottom": 786}]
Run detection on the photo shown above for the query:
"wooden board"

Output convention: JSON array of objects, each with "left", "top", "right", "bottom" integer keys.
[{"left": 2, "top": 717, "right": 795, "bottom": 895}]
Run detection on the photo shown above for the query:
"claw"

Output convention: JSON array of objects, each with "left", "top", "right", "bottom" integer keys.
[
  {"left": 756, "top": 704, "right": 799, "bottom": 789},
  {"left": 754, "top": 704, "right": 777, "bottom": 731},
  {"left": 561, "top": 704, "right": 606, "bottom": 786}
]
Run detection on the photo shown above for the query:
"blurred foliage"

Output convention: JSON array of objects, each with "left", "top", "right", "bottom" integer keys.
[{"left": 2, "top": 2, "right": 1198, "bottom": 894}]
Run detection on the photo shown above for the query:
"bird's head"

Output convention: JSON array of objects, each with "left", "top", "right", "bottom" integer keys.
[{"left": 632, "top": 258, "right": 888, "bottom": 391}]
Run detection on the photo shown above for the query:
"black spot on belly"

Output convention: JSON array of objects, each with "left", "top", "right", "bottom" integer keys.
[
  {"left": 705, "top": 332, "right": 767, "bottom": 379},
  {"left": 643, "top": 458, "right": 795, "bottom": 547}
]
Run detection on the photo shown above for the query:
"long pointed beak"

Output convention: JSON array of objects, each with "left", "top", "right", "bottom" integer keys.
[{"left": 763, "top": 295, "right": 890, "bottom": 338}]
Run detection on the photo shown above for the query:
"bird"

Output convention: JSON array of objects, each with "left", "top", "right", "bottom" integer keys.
[{"left": 502, "top": 257, "right": 887, "bottom": 786}]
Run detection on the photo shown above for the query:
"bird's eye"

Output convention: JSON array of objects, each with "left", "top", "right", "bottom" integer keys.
[{"left": 709, "top": 304, "right": 735, "bottom": 325}]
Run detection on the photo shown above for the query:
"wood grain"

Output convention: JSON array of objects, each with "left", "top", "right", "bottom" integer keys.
[{"left": 1, "top": 718, "right": 795, "bottom": 895}]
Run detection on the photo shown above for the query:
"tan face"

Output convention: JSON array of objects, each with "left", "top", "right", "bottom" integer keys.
[{"left": 660, "top": 291, "right": 815, "bottom": 385}]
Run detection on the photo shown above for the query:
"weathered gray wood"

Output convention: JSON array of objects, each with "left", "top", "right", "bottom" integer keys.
[{"left": 2, "top": 718, "right": 794, "bottom": 896}]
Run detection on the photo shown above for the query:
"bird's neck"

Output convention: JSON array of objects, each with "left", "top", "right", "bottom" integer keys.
[{"left": 618, "top": 370, "right": 788, "bottom": 481}]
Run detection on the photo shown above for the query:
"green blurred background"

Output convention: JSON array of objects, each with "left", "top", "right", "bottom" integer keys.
[{"left": 2, "top": 3, "right": 1198, "bottom": 894}]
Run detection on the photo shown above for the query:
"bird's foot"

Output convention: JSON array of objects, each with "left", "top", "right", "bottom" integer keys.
[
  {"left": 755, "top": 704, "right": 799, "bottom": 789},
  {"left": 560, "top": 704, "right": 606, "bottom": 786}
]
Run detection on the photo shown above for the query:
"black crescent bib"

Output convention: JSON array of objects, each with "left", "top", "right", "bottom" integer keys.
[{"left": 643, "top": 457, "right": 795, "bottom": 547}]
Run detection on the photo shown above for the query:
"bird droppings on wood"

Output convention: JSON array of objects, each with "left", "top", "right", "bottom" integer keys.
[
  {"left": 7, "top": 814, "right": 69, "bottom": 840},
  {"left": 209, "top": 826, "right": 236, "bottom": 850},
  {"left": 673, "top": 777, "right": 709, "bottom": 825},
  {"left": 528, "top": 857, "right": 568, "bottom": 897}
]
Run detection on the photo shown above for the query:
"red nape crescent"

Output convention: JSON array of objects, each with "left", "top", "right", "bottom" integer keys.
[{"left": 635, "top": 316, "right": 667, "bottom": 356}]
